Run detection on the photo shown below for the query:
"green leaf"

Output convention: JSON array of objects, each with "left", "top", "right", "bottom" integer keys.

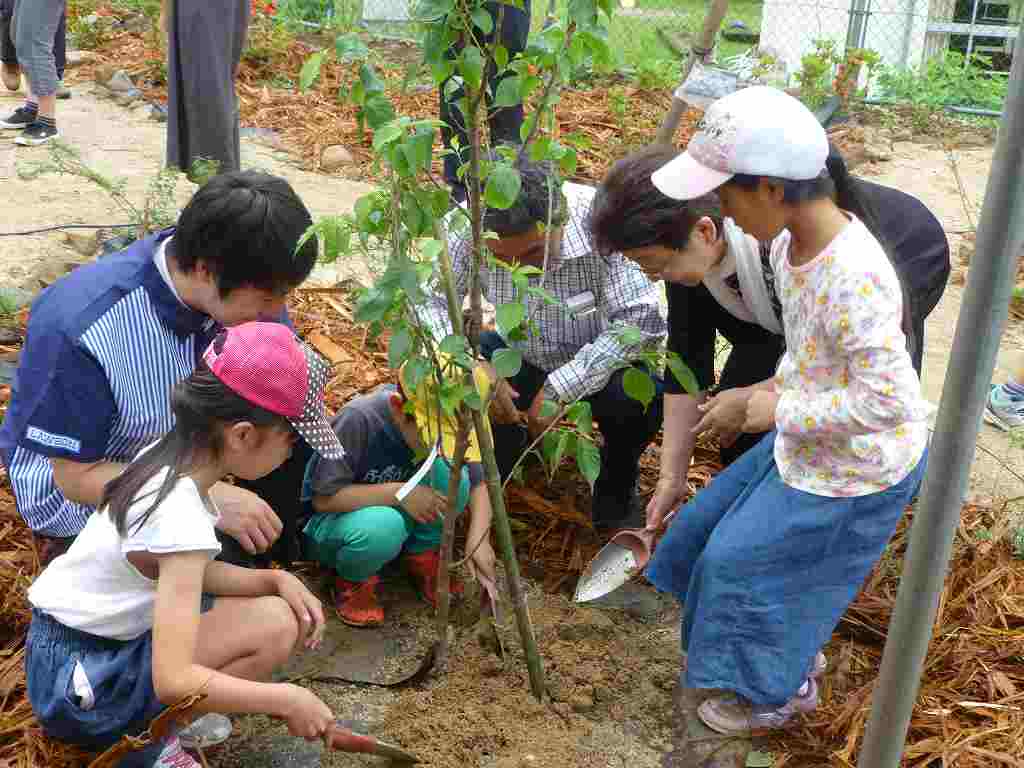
[
  {"left": 539, "top": 400, "right": 559, "bottom": 420},
  {"left": 421, "top": 239, "right": 444, "bottom": 261},
  {"left": 363, "top": 95, "right": 396, "bottom": 130},
  {"left": 567, "top": 401, "right": 592, "bottom": 435},
  {"left": 746, "top": 751, "right": 775, "bottom": 768},
  {"left": 459, "top": 47, "right": 485, "bottom": 91},
  {"left": 299, "top": 51, "right": 325, "bottom": 92},
  {"left": 496, "top": 301, "right": 526, "bottom": 334},
  {"left": 413, "top": 0, "right": 455, "bottom": 21},
  {"left": 371, "top": 121, "right": 404, "bottom": 151},
  {"left": 335, "top": 34, "right": 369, "bottom": 62},
  {"left": 484, "top": 164, "right": 522, "bottom": 210},
  {"left": 360, "top": 63, "right": 386, "bottom": 94},
  {"left": 354, "top": 286, "right": 394, "bottom": 323},
  {"left": 576, "top": 439, "right": 601, "bottom": 491},
  {"left": 403, "top": 355, "right": 432, "bottom": 391},
  {"left": 297, "top": 216, "right": 351, "bottom": 264},
  {"left": 616, "top": 325, "right": 644, "bottom": 346},
  {"left": 557, "top": 147, "right": 578, "bottom": 175},
  {"left": 471, "top": 7, "right": 494, "bottom": 34},
  {"left": 528, "top": 137, "right": 552, "bottom": 162},
  {"left": 494, "top": 44, "right": 509, "bottom": 69},
  {"left": 492, "top": 347, "right": 522, "bottom": 378},
  {"left": 493, "top": 75, "right": 523, "bottom": 108},
  {"left": 551, "top": 430, "right": 571, "bottom": 475},
  {"left": 666, "top": 353, "right": 700, "bottom": 396},
  {"left": 406, "top": 126, "right": 435, "bottom": 174},
  {"left": 388, "top": 326, "right": 413, "bottom": 369},
  {"left": 526, "top": 284, "right": 558, "bottom": 305},
  {"left": 440, "top": 334, "right": 466, "bottom": 355},
  {"left": 623, "top": 367, "right": 657, "bottom": 410}
]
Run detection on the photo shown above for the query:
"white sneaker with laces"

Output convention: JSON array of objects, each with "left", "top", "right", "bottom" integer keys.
[{"left": 983, "top": 384, "right": 1024, "bottom": 431}]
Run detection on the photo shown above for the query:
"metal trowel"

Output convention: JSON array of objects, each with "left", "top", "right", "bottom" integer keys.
[{"left": 574, "top": 509, "right": 677, "bottom": 603}]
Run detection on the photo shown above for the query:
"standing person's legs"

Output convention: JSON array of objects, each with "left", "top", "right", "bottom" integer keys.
[
  {"left": 0, "top": 0, "right": 19, "bottom": 92},
  {"left": 587, "top": 366, "right": 664, "bottom": 528},
  {"left": 53, "top": 11, "right": 68, "bottom": 98},
  {"left": 8, "top": 0, "right": 64, "bottom": 143},
  {"left": 167, "top": 0, "right": 248, "bottom": 175},
  {"left": 483, "top": 0, "right": 529, "bottom": 146}
]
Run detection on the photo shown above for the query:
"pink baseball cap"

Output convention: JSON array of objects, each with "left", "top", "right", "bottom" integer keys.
[
  {"left": 652, "top": 86, "right": 829, "bottom": 201},
  {"left": 203, "top": 322, "right": 345, "bottom": 460}
]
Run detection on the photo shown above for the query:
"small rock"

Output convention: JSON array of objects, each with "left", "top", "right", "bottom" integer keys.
[
  {"left": 320, "top": 144, "right": 355, "bottom": 172},
  {"left": 65, "top": 50, "right": 98, "bottom": 69},
  {"left": 570, "top": 693, "right": 595, "bottom": 713},
  {"left": 106, "top": 70, "right": 135, "bottom": 93},
  {"left": 64, "top": 230, "right": 99, "bottom": 257},
  {"left": 93, "top": 64, "right": 119, "bottom": 87},
  {"left": 863, "top": 142, "right": 893, "bottom": 162},
  {"left": 520, "top": 755, "right": 538, "bottom": 767}
]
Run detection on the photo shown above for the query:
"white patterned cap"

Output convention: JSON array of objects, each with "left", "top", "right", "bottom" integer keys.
[
  {"left": 652, "top": 86, "right": 829, "bottom": 201},
  {"left": 203, "top": 322, "right": 345, "bottom": 460}
]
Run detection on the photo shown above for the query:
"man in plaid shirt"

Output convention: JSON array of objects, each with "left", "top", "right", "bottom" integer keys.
[{"left": 421, "top": 154, "right": 667, "bottom": 530}]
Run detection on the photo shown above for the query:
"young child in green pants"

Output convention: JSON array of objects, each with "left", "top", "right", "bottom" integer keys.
[{"left": 302, "top": 360, "right": 496, "bottom": 626}]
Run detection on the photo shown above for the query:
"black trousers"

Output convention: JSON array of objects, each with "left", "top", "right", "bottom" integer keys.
[
  {"left": 439, "top": 0, "right": 531, "bottom": 192},
  {"left": 0, "top": 4, "right": 65, "bottom": 80},
  {"left": 480, "top": 332, "right": 664, "bottom": 526}
]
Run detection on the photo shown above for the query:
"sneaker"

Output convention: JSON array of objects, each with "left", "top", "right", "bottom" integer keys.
[
  {"left": 14, "top": 121, "right": 59, "bottom": 145},
  {"left": 403, "top": 548, "right": 463, "bottom": 610},
  {"left": 1, "top": 62, "right": 19, "bottom": 92},
  {"left": 697, "top": 677, "right": 819, "bottom": 735},
  {"left": 0, "top": 106, "right": 36, "bottom": 131},
  {"left": 178, "top": 712, "right": 232, "bottom": 750},
  {"left": 334, "top": 575, "right": 384, "bottom": 627},
  {"left": 810, "top": 651, "right": 827, "bottom": 679},
  {"left": 154, "top": 737, "right": 200, "bottom": 768},
  {"left": 983, "top": 384, "right": 1024, "bottom": 431}
]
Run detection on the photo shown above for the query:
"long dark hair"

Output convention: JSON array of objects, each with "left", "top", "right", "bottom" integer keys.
[
  {"left": 589, "top": 145, "right": 723, "bottom": 258},
  {"left": 102, "top": 368, "right": 290, "bottom": 537},
  {"left": 728, "top": 143, "right": 915, "bottom": 347}
]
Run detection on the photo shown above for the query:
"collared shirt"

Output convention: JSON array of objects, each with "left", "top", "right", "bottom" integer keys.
[
  {"left": 420, "top": 183, "right": 666, "bottom": 403},
  {"left": 0, "top": 230, "right": 220, "bottom": 537}
]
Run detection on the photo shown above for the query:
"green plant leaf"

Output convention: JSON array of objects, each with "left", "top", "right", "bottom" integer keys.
[
  {"left": 354, "top": 286, "right": 394, "bottom": 323},
  {"left": 666, "top": 353, "right": 700, "bottom": 396},
  {"left": 484, "top": 164, "right": 521, "bottom": 210},
  {"left": 492, "top": 347, "right": 522, "bottom": 378},
  {"left": 335, "top": 34, "right": 369, "bottom": 62},
  {"left": 471, "top": 7, "right": 494, "bottom": 34},
  {"left": 551, "top": 430, "right": 571, "bottom": 476},
  {"left": 526, "top": 285, "right": 558, "bottom": 305},
  {"left": 363, "top": 95, "right": 396, "bottom": 130},
  {"left": 493, "top": 75, "right": 523, "bottom": 108},
  {"left": 388, "top": 326, "right": 413, "bottom": 369},
  {"left": 539, "top": 400, "right": 559, "bottom": 420},
  {"left": 459, "top": 46, "right": 485, "bottom": 91},
  {"left": 623, "top": 367, "right": 656, "bottom": 410},
  {"left": 413, "top": 0, "right": 455, "bottom": 21},
  {"left": 567, "top": 401, "right": 592, "bottom": 435},
  {"left": 360, "top": 63, "right": 386, "bottom": 94},
  {"left": 494, "top": 44, "right": 509, "bottom": 69},
  {"left": 496, "top": 301, "right": 525, "bottom": 334},
  {"left": 299, "top": 51, "right": 325, "bottom": 92},
  {"left": 421, "top": 239, "right": 444, "bottom": 261},
  {"left": 576, "top": 438, "right": 601, "bottom": 491},
  {"left": 403, "top": 355, "right": 432, "bottom": 391},
  {"left": 372, "top": 121, "right": 404, "bottom": 151},
  {"left": 440, "top": 334, "right": 466, "bottom": 355}
]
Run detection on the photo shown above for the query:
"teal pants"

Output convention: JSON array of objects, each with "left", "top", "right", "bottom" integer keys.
[{"left": 302, "top": 458, "right": 471, "bottom": 583}]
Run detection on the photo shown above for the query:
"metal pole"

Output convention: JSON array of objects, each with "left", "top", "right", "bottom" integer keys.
[
  {"left": 965, "top": 0, "right": 981, "bottom": 65},
  {"left": 856, "top": 22, "right": 1024, "bottom": 768},
  {"left": 846, "top": 0, "right": 870, "bottom": 49}
]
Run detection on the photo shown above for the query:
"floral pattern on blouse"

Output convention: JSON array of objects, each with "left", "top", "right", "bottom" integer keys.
[{"left": 772, "top": 217, "right": 929, "bottom": 498}]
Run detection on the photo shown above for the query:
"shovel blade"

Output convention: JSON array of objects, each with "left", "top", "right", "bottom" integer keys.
[{"left": 574, "top": 542, "right": 638, "bottom": 603}]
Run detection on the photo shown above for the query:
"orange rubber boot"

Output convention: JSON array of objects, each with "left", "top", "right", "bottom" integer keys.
[
  {"left": 333, "top": 575, "right": 384, "bottom": 627},
  {"left": 403, "top": 549, "right": 463, "bottom": 610}
]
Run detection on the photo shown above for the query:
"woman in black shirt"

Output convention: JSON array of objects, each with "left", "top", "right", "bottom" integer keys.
[{"left": 589, "top": 144, "right": 950, "bottom": 524}]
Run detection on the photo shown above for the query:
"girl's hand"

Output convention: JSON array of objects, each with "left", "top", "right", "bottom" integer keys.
[
  {"left": 743, "top": 391, "right": 780, "bottom": 434},
  {"left": 646, "top": 477, "right": 685, "bottom": 529},
  {"left": 467, "top": 538, "right": 497, "bottom": 586},
  {"left": 280, "top": 684, "right": 333, "bottom": 741},
  {"left": 274, "top": 572, "right": 326, "bottom": 650},
  {"left": 693, "top": 389, "right": 750, "bottom": 440}
]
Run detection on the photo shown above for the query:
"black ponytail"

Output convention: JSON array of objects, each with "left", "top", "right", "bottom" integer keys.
[
  {"left": 825, "top": 143, "right": 915, "bottom": 352},
  {"left": 102, "top": 368, "right": 290, "bottom": 537}
]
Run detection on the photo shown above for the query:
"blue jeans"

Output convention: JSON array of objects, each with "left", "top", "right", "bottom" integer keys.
[
  {"left": 26, "top": 596, "right": 215, "bottom": 767},
  {"left": 647, "top": 433, "right": 927, "bottom": 706},
  {"left": 479, "top": 331, "right": 664, "bottom": 524}
]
